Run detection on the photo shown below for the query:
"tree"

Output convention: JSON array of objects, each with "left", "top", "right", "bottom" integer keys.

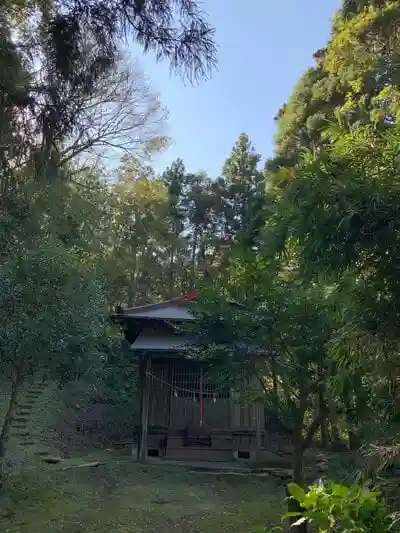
[
  {"left": 0, "top": 242, "right": 119, "bottom": 485},
  {"left": 2, "top": 47, "right": 168, "bottom": 184},
  {"left": 275, "top": 123, "right": 400, "bottom": 326},
  {"left": 0, "top": 0, "right": 216, "bottom": 208},
  {"left": 183, "top": 171, "right": 225, "bottom": 283},
  {"left": 222, "top": 133, "right": 266, "bottom": 248},
  {"left": 0, "top": 0, "right": 217, "bottom": 491},
  {"left": 2, "top": 0, "right": 217, "bottom": 84},
  {"left": 162, "top": 159, "right": 191, "bottom": 296},
  {"left": 58, "top": 58, "right": 169, "bottom": 168},
  {"left": 261, "top": 3, "right": 400, "bottom": 502},
  {"left": 266, "top": 0, "right": 400, "bottom": 185},
  {"left": 105, "top": 156, "right": 172, "bottom": 306},
  {"left": 271, "top": 67, "right": 332, "bottom": 164},
  {"left": 185, "top": 254, "right": 335, "bottom": 533},
  {"left": 188, "top": 253, "right": 333, "bottom": 483},
  {"left": 161, "top": 161, "right": 228, "bottom": 294},
  {"left": 325, "top": 1, "right": 400, "bottom": 126}
]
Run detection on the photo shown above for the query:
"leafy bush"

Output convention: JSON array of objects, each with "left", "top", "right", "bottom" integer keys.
[
  {"left": 280, "top": 481, "right": 397, "bottom": 533},
  {"left": 95, "top": 348, "right": 139, "bottom": 407}
]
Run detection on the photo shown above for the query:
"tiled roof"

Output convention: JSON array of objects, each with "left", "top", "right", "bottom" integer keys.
[{"left": 116, "top": 291, "right": 198, "bottom": 321}]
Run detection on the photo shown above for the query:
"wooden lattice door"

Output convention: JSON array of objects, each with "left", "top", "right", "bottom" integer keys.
[{"left": 169, "top": 360, "right": 230, "bottom": 430}]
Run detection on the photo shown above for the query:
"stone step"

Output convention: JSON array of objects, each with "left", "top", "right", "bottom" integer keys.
[
  {"left": 11, "top": 424, "right": 28, "bottom": 430},
  {"left": 18, "top": 403, "right": 35, "bottom": 409},
  {"left": 13, "top": 416, "right": 29, "bottom": 423},
  {"left": 14, "top": 431, "right": 30, "bottom": 437}
]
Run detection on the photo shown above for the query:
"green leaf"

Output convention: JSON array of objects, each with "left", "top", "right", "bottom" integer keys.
[
  {"left": 304, "top": 510, "right": 325, "bottom": 523},
  {"left": 331, "top": 483, "right": 350, "bottom": 497},
  {"left": 287, "top": 483, "right": 306, "bottom": 503}
]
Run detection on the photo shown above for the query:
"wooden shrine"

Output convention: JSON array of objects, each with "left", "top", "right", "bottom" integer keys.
[{"left": 112, "top": 291, "right": 264, "bottom": 462}]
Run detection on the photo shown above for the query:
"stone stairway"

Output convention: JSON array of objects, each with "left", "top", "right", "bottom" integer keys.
[
  {"left": 12, "top": 381, "right": 47, "bottom": 445},
  {"left": 6, "top": 378, "right": 61, "bottom": 465}
]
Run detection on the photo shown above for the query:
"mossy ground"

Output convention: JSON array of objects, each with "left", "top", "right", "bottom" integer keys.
[{"left": 1, "top": 457, "right": 285, "bottom": 533}]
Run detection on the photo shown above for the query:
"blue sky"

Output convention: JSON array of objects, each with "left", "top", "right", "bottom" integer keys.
[{"left": 135, "top": 0, "right": 340, "bottom": 176}]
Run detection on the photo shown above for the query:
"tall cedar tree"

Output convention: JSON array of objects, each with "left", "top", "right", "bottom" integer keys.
[{"left": 222, "top": 133, "right": 266, "bottom": 249}]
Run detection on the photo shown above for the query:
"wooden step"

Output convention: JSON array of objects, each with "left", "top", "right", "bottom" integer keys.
[
  {"left": 166, "top": 436, "right": 184, "bottom": 449},
  {"left": 166, "top": 435, "right": 233, "bottom": 450},
  {"left": 211, "top": 437, "right": 233, "bottom": 451},
  {"left": 165, "top": 446, "right": 233, "bottom": 462}
]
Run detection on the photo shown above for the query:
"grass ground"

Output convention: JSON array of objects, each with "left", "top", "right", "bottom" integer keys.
[{"left": 1, "top": 456, "right": 285, "bottom": 533}]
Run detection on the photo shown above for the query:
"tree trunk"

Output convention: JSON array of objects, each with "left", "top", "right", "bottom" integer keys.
[
  {"left": 318, "top": 388, "right": 329, "bottom": 449},
  {"left": 329, "top": 422, "right": 341, "bottom": 450},
  {"left": 293, "top": 446, "right": 304, "bottom": 486},
  {"left": 271, "top": 361, "right": 278, "bottom": 397},
  {"left": 288, "top": 426, "right": 307, "bottom": 533},
  {"left": 190, "top": 229, "right": 197, "bottom": 287},
  {"left": 168, "top": 247, "right": 175, "bottom": 298},
  {"left": 348, "top": 430, "right": 360, "bottom": 451},
  {"left": 344, "top": 406, "right": 359, "bottom": 451},
  {"left": 0, "top": 371, "right": 21, "bottom": 488},
  {"left": 342, "top": 386, "right": 360, "bottom": 452}
]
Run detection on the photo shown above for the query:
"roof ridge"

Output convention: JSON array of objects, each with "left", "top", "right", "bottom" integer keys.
[{"left": 123, "top": 290, "right": 198, "bottom": 314}]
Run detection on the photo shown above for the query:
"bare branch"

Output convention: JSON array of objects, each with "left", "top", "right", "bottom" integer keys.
[{"left": 58, "top": 58, "right": 169, "bottom": 167}]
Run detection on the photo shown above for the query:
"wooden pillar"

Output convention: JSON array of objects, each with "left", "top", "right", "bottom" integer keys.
[
  {"left": 138, "top": 355, "right": 152, "bottom": 462},
  {"left": 135, "top": 356, "right": 144, "bottom": 459},
  {"left": 255, "top": 403, "right": 262, "bottom": 453},
  {"left": 229, "top": 388, "right": 237, "bottom": 459},
  {"left": 254, "top": 374, "right": 263, "bottom": 460},
  {"left": 199, "top": 366, "right": 204, "bottom": 427},
  {"left": 167, "top": 362, "right": 174, "bottom": 428}
]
